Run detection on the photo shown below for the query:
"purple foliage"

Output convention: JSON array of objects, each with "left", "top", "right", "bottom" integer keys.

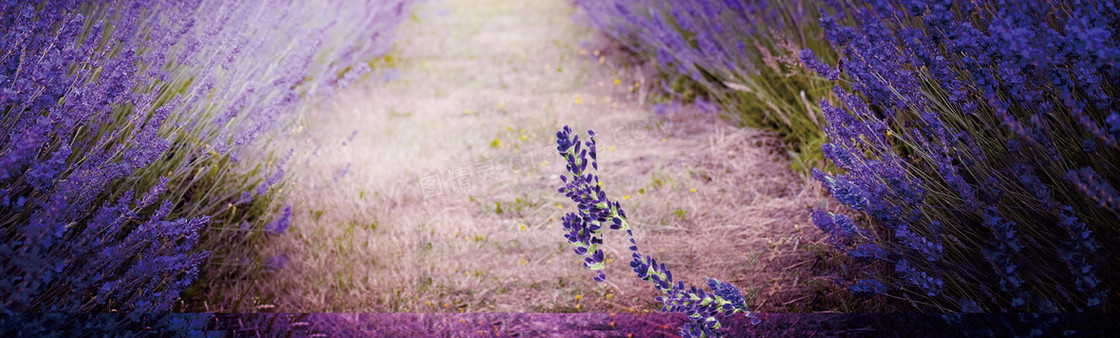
[
  {"left": 267, "top": 205, "right": 293, "bottom": 235},
  {"left": 578, "top": 0, "right": 1120, "bottom": 313},
  {"left": 575, "top": 0, "right": 823, "bottom": 103},
  {"left": 807, "top": 0, "right": 1120, "bottom": 311},
  {"left": 1, "top": 0, "right": 409, "bottom": 312}
]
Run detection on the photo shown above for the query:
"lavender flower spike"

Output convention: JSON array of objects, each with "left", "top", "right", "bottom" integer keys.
[{"left": 555, "top": 126, "right": 757, "bottom": 338}]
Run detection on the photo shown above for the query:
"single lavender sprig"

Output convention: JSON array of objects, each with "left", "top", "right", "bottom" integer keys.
[{"left": 554, "top": 126, "right": 757, "bottom": 338}]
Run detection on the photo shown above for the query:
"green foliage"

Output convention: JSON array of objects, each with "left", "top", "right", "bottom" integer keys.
[{"left": 583, "top": 0, "right": 839, "bottom": 173}]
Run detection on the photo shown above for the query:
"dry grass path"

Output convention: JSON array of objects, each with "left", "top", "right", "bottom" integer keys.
[{"left": 248, "top": 0, "right": 825, "bottom": 313}]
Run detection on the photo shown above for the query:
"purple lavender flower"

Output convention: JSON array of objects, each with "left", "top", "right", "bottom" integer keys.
[
  {"left": 555, "top": 127, "right": 755, "bottom": 337},
  {"left": 850, "top": 279, "right": 887, "bottom": 297},
  {"left": 1065, "top": 167, "right": 1120, "bottom": 215},
  {"left": 799, "top": 49, "right": 839, "bottom": 81},
  {"left": 267, "top": 205, "right": 293, "bottom": 235},
  {"left": 1107, "top": 113, "right": 1120, "bottom": 141}
]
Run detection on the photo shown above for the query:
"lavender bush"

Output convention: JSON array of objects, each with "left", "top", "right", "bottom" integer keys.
[
  {"left": 1, "top": 0, "right": 408, "bottom": 312},
  {"left": 554, "top": 127, "right": 757, "bottom": 338},
  {"left": 576, "top": 0, "right": 838, "bottom": 172},
  {"left": 802, "top": 0, "right": 1119, "bottom": 312},
  {"left": 579, "top": 0, "right": 1119, "bottom": 313}
]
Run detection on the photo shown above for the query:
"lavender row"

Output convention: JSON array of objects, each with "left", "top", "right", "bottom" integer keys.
[
  {"left": 576, "top": 0, "right": 838, "bottom": 172},
  {"left": 578, "top": 0, "right": 1120, "bottom": 313},
  {"left": 804, "top": 0, "right": 1119, "bottom": 312},
  {"left": 1, "top": 0, "right": 408, "bottom": 312}
]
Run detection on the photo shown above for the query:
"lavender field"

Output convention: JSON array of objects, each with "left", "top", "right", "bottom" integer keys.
[{"left": 2, "top": 0, "right": 1119, "bottom": 337}]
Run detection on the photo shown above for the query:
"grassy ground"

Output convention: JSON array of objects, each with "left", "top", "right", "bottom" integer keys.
[{"left": 230, "top": 0, "right": 828, "bottom": 314}]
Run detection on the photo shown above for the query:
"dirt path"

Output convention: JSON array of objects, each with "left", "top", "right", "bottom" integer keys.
[{"left": 253, "top": 0, "right": 825, "bottom": 313}]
